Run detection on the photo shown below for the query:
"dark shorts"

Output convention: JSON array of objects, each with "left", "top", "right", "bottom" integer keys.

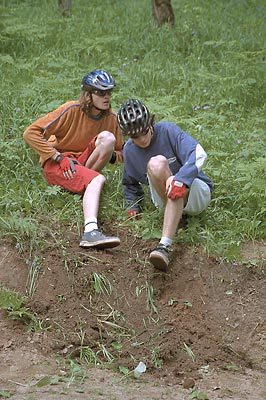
[{"left": 43, "top": 139, "right": 99, "bottom": 195}]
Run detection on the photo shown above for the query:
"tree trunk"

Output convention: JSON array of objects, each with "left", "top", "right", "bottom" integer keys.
[
  {"left": 152, "top": 0, "right": 175, "bottom": 26},
  {"left": 58, "top": 0, "right": 72, "bottom": 16}
]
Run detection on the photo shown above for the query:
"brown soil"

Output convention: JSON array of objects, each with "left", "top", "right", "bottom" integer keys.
[{"left": 0, "top": 228, "right": 265, "bottom": 400}]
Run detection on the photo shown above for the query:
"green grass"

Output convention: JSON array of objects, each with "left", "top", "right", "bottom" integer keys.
[{"left": 0, "top": 0, "right": 265, "bottom": 264}]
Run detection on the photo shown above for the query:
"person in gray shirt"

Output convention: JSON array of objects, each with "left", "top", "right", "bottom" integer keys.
[{"left": 117, "top": 99, "right": 213, "bottom": 272}]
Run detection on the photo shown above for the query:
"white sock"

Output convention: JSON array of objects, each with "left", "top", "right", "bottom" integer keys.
[
  {"left": 160, "top": 237, "right": 172, "bottom": 247},
  {"left": 84, "top": 217, "right": 98, "bottom": 233}
]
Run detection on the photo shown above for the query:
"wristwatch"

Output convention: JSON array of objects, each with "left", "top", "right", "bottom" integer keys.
[
  {"left": 109, "top": 152, "right": 117, "bottom": 164},
  {"left": 55, "top": 154, "right": 64, "bottom": 163}
]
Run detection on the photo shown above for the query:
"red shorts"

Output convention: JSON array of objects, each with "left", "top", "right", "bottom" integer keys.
[{"left": 43, "top": 140, "right": 99, "bottom": 195}]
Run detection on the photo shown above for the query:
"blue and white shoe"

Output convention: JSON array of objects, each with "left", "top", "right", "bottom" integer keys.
[
  {"left": 79, "top": 229, "right": 120, "bottom": 249},
  {"left": 149, "top": 244, "right": 170, "bottom": 271}
]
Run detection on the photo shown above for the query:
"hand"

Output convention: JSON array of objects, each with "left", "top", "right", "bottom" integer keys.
[
  {"left": 166, "top": 180, "right": 186, "bottom": 200},
  {"left": 127, "top": 210, "right": 141, "bottom": 220},
  {"left": 59, "top": 157, "right": 76, "bottom": 173},
  {"left": 56, "top": 155, "right": 76, "bottom": 179}
]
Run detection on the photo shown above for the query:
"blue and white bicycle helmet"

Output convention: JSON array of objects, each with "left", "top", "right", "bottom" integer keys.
[{"left": 81, "top": 69, "right": 116, "bottom": 91}]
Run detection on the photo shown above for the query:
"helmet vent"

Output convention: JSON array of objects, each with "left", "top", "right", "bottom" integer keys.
[{"left": 117, "top": 99, "right": 150, "bottom": 137}]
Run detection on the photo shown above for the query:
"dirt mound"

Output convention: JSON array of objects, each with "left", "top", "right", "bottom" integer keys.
[{"left": 0, "top": 231, "right": 265, "bottom": 399}]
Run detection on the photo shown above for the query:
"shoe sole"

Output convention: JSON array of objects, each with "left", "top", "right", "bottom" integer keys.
[
  {"left": 79, "top": 238, "right": 120, "bottom": 249},
  {"left": 149, "top": 251, "right": 169, "bottom": 272}
]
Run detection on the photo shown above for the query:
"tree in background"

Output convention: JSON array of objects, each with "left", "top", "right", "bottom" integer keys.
[{"left": 152, "top": 0, "right": 175, "bottom": 26}]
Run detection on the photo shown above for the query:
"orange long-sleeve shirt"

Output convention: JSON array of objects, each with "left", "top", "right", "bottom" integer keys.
[{"left": 23, "top": 101, "right": 124, "bottom": 166}]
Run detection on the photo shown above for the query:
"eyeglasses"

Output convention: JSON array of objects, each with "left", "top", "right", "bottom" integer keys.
[
  {"left": 130, "top": 126, "right": 150, "bottom": 139},
  {"left": 91, "top": 89, "right": 112, "bottom": 97}
]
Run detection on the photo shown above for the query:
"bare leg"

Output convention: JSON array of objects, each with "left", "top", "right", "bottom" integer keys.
[
  {"left": 147, "top": 155, "right": 170, "bottom": 202},
  {"left": 85, "top": 131, "right": 115, "bottom": 172},
  {"left": 83, "top": 174, "right": 105, "bottom": 220},
  {"left": 80, "top": 173, "right": 120, "bottom": 249},
  {"left": 162, "top": 197, "right": 185, "bottom": 239},
  {"left": 147, "top": 155, "right": 189, "bottom": 240}
]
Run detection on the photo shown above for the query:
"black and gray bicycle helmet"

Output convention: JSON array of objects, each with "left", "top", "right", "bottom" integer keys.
[
  {"left": 81, "top": 69, "right": 116, "bottom": 91},
  {"left": 117, "top": 99, "right": 150, "bottom": 137}
]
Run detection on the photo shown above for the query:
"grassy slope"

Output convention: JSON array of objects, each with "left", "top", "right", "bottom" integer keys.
[{"left": 0, "top": 0, "right": 265, "bottom": 261}]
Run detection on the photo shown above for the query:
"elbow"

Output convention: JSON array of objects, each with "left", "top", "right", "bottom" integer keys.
[
  {"left": 195, "top": 144, "right": 207, "bottom": 171},
  {"left": 23, "top": 129, "right": 29, "bottom": 144},
  {"left": 202, "top": 150, "right": 207, "bottom": 164}
]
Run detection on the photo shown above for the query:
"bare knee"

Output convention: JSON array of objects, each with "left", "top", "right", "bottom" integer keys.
[
  {"left": 96, "top": 131, "right": 115, "bottom": 152},
  {"left": 89, "top": 173, "right": 106, "bottom": 189},
  {"left": 147, "top": 155, "right": 168, "bottom": 177}
]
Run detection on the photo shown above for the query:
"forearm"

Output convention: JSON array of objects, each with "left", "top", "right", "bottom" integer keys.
[
  {"left": 124, "top": 186, "right": 144, "bottom": 212},
  {"left": 23, "top": 127, "right": 57, "bottom": 163},
  {"left": 112, "top": 149, "right": 124, "bottom": 163},
  {"left": 109, "top": 142, "right": 124, "bottom": 164},
  {"left": 174, "top": 145, "right": 207, "bottom": 186}
]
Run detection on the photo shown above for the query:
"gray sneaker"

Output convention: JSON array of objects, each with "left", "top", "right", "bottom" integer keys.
[
  {"left": 149, "top": 244, "right": 170, "bottom": 271},
  {"left": 79, "top": 229, "right": 120, "bottom": 249}
]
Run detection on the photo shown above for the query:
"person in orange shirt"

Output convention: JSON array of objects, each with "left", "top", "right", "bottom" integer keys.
[{"left": 23, "top": 69, "right": 124, "bottom": 249}]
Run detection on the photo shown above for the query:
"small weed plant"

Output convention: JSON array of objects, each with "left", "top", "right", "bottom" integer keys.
[{"left": 0, "top": 285, "right": 40, "bottom": 330}]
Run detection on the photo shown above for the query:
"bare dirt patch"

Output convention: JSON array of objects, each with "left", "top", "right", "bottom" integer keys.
[{"left": 0, "top": 231, "right": 265, "bottom": 399}]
